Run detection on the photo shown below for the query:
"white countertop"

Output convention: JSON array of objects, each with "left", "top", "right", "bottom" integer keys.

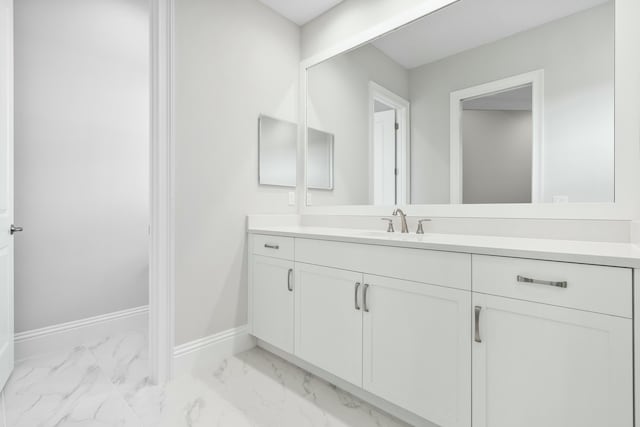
[{"left": 248, "top": 225, "right": 640, "bottom": 268}]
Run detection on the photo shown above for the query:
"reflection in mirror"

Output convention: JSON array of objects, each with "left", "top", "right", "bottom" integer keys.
[
  {"left": 462, "top": 85, "right": 533, "bottom": 204},
  {"left": 258, "top": 115, "right": 334, "bottom": 189},
  {"left": 307, "top": 128, "right": 334, "bottom": 190},
  {"left": 306, "top": 0, "right": 615, "bottom": 206}
]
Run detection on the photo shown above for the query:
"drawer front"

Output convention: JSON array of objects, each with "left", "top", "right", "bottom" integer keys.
[
  {"left": 472, "top": 255, "right": 632, "bottom": 318},
  {"left": 295, "top": 238, "right": 471, "bottom": 290},
  {"left": 252, "top": 234, "right": 294, "bottom": 260}
]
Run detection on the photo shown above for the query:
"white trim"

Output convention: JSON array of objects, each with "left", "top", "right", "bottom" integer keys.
[
  {"left": 14, "top": 306, "right": 149, "bottom": 362},
  {"left": 173, "top": 326, "right": 256, "bottom": 377},
  {"left": 149, "top": 0, "right": 176, "bottom": 385},
  {"left": 449, "top": 70, "right": 544, "bottom": 204},
  {"left": 299, "top": 0, "right": 640, "bottom": 220},
  {"left": 2, "top": 0, "right": 15, "bottom": 392},
  {"left": 634, "top": 268, "right": 639, "bottom": 424},
  {"left": 369, "top": 82, "right": 411, "bottom": 205}
]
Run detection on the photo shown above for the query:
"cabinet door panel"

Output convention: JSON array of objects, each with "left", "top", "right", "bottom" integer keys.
[
  {"left": 362, "top": 275, "right": 471, "bottom": 427},
  {"left": 251, "top": 255, "right": 294, "bottom": 353},
  {"left": 295, "top": 263, "right": 363, "bottom": 386},
  {"left": 473, "top": 293, "right": 632, "bottom": 427}
]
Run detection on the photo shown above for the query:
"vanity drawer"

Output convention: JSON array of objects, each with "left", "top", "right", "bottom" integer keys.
[
  {"left": 252, "top": 234, "right": 294, "bottom": 260},
  {"left": 295, "top": 238, "right": 471, "bottom": 290},
  {"left": 472, "top": 255, "right": 632, "bottom": 318}
]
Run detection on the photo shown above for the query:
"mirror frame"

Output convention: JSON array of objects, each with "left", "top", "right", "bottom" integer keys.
[{"left": 298, "top": 0, "right": 640, "bottom": 220}]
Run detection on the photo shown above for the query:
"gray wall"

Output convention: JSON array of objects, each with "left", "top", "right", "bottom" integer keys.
[
  {"left": 410, "top": 3, "right": 614, "bottom": 204},
  {"left": 14, "top": 0, "right": 150, "bottom": 332},
  {"left": 307, "top": 44, "right": 409, "bottom": 206},
  {"left": 175, "top": 0, "right": 299, "bottom": 345},
  {"left": 462, "top": 110, "right": 533, "bottom": 204}
]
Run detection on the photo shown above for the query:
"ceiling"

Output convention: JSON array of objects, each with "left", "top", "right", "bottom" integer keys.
[
  {"left": 258, "top": 0, "right": 344, "bottom": 26},
  {"left": 372, "top": 0, "right": 610, "bottom": 69}
]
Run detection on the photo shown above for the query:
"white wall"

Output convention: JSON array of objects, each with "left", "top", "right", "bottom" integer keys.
[
  {"left": 14, "top": 0, "right": 149, "bottom": 332},
  {"left": 301, "top": 0, "right": 431, "bottom": 59},
  {"left": 175, "top": 0, "right": 300, "bottom": 345},
  {"left": 307, "top": 44, "right": 409, "bottom": 206},
  {"left": 462, "top": 110, "right": 532, "bottom": 204},
  {"left": 410, "top": 3, "right": 614, "bottom": 204}
]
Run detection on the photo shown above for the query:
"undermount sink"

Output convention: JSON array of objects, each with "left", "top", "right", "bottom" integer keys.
[{"left": 351, "top": 230, "right": 425, "bottom": 239}]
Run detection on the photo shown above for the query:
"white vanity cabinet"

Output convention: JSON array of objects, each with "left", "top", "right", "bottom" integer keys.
[
  {"left": 362, "top": 274, "right": 471, "bottom": 427},
  {"left": 248, "top": 231, "right": 637, "bottom": 427},
  {"left": 472, "top": 293, "right": 632, "bottom": 427},
  {"left": 249, "top": 235, "right": 295, "bottom": 353},
  {"left": 293, "top": 264, "right": 473, "bottom": 426},
  {"left": 472, "top": 255, "right": 633, "bottom": 427},
  {"left": 294, "top": 263, "right": 364, "bottom": 386}
]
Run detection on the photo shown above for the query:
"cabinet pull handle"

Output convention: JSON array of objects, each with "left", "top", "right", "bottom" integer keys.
[
  {"left": 287, "top": 268, "right": 293, "bottom": 292},
  {"left": 517, "top": 275, "right": 567, "bottom": 289},
  {"left": 354, "top": 282, "right": 361, "bottom": 310},
  {"left": 474, "top": 306, "right": 482, "bottom": 343},
  {"left": 363, "top": 284, "right": 370, "bottom": 313},
  {"left": 264, "top": 243, "right": 280, "bottom": 250}
]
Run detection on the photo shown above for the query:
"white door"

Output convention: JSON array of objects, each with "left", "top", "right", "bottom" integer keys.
[
  {"left": 362, "top": 275, "right": 471, "bottom": 427},
  {"left": 295, "top": 263, "right": 363, "bottom": 386},
  {"left": 251, "top": 255, "right": 295, "bottom": 353},
  {"left": 473, "top": 293, "right": 633, "bottom": 427},
  {"left": 0, "top": 0, "right": 14, "bottom": 391},
  {"left": 373, "top": 109, "right": 396, "bottom": 205}
]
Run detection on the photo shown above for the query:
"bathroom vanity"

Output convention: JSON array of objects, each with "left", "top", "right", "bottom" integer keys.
[
  {"left": 249, "top": 0, "right": 640, "bottom": 425},
  {"left": 247, "top": 225, "right": 639, "bottom": 427}
]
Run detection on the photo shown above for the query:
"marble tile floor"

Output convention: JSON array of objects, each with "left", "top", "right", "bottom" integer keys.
[{"left": 0, "top": 331, "right": 410, "bottom": 427}]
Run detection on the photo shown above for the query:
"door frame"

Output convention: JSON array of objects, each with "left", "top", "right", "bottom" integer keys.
[
  {"left": 5, "top": 0, "right": 174, "bottom": 386},
  {"left": 368, "top": 82, "right": 411, "bottom": 205},
  {"left": 449, "top": 70, "right": 544, "bottom": 204},
  {"left": 0, "top": 0, "right": 15, "bottom": 391},
  {"left": 149, "top": 0, "right": 176, "bottom": 385}
]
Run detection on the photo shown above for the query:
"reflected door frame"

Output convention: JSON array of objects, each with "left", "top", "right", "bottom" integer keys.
[
  {"left": 368, "top": 82, "right": 411, "bottom": 206},
  {"left": 449, "top": 70, "right": 544, "bottom": 204}
]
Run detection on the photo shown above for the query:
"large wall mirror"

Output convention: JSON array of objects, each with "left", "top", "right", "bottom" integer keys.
[{"left": 305, "top": 0, "right": 616, "bottom": 208}]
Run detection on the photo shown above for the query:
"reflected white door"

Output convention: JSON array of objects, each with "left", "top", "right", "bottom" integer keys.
[
  {"left": 0, "top": 0, "right": 14, "bottom": 391},
  {"left": 373, "top": 110, "right": 396, "bottom": 205}
]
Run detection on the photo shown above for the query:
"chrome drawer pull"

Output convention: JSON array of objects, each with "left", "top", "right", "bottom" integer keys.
[
  {"left": 264, "top": 243, "right": 280, "bottom": 250},
  {"left": 474, "top": 306, "right": 482, "bottom": 343},
  {"left": 287, "top": 268, "right": 293, "bottom": 292},
  {"left": 363, "top": 284, "right": 370, "bottom": 313},
  {"left": 517, "top": 275, "right": 567, "bottom": 289},
  {"left": 354, "top": 282, "right": 361, "bottom": 310}
]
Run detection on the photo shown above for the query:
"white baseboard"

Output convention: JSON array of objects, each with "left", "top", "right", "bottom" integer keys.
[
  {"left": 173, "top": 325, "right": 256, "bottom": 377},
  {"left": 14, "top": 306, "right": 149, "bottom": 361}
]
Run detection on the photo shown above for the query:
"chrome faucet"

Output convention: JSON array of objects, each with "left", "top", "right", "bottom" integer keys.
[{"left": 392, "top": 208, "right": 409, "bottom": 233}]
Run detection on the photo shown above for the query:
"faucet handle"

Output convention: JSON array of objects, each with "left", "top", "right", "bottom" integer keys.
[
  {"left": 380, "top": 218, "right": 395, "bottom": 233},
  {"left": 416, "top": 219, "right": 432, "bottom": 234}
]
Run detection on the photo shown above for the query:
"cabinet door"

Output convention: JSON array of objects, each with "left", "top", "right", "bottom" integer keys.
[
  {"left": 251, "top": 255, "right": 294, "bottom": 353},
  {"left": 362, "top": 275, "right": 471, "bottom": 427},
  {"left": 473, "top": 293, "right": 633, "bottom": 427},
  {"left": 295, "top": 263, "right": 363, "bottom": 386}
]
